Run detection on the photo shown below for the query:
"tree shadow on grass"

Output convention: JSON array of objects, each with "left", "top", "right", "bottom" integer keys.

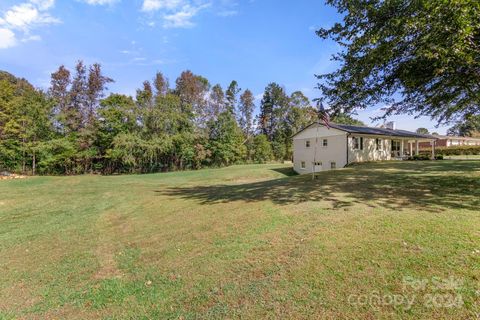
[
  {"left": 269, "top": 167, "right": 298, "bottom": 177},
  {"left": 155, "top": 161, "right": 480, "bottom": 212}
]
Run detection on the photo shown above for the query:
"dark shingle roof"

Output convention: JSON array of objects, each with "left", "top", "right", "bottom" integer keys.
[{"left": 294, "top": 122, "right": 438, "bottom": 140}]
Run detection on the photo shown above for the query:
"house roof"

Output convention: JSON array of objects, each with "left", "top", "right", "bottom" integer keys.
[
  {"left": 433, "top": 135, "right": 480, "bottom": 141},
  {"left": 293, "top": 122, "right": 438, "bottom": 140}
]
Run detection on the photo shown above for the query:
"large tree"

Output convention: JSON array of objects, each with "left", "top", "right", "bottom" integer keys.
[
  {"left": 447, "top": 114, "right": 480, "bottom": 137},
  {"left": 238, "top": 89, "right": 255, "bottom": 138},
  {"left": 331, "top": 113, "right": 365, "bottom": 126},
  {"left": 86, "top": 63, "right": 113, "bottom": 125},
  {"left": 416, "top": 128, "right": 430, "bottom": 135},
  {"left": 207, "top": 84, "right": 226, "bottom": 121},
  {"left": 207, "top": 111, "right": 246, "bottom": 166},
  {"left": 153, "top": 72, "right": 169, "bottom": 97},
  {"left": 225, "top": 80, "right": 241, "bottom": 115},
  {"left": 317, "top": 0, "right": 480, "bottom": 124},
  {"left": 0, "top": 71, "right": 53, "bottom": 173},
  {"left": 175, "top": 70, "right": 210, "bottom": 127},
  {"left": 69, "top": 61, "right": 88, "bottom": 131},
  {"left": 258, "top": 83, "right": 289, "bottom": 140},
  {"left": 49, "top": 66, "right": 71, "bottom": 134}
]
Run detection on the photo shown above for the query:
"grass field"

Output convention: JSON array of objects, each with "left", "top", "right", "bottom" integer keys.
[
  {"left": 444, "top": 155, "right": 480, "bottom": 160},
  {"left": 1, "top": 161, "right": 479, "bottom": 319}
]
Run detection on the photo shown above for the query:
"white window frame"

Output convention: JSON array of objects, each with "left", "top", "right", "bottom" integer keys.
[
  {"left": 330, "top": 161, "right": 336, "bottom": 169},
  {"left": 352, "top": 137, "right": 363, "bottom": 150},
  {"left": 301, "top": 161, "right": 306, "bottom": 169},
  {"left": 353, "top": 137, "right": 359, "bottom": 149}
]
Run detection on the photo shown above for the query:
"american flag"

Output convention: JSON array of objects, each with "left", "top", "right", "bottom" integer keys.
[{"left": 317, "top": 101, "right": 331, "bottom": 129}]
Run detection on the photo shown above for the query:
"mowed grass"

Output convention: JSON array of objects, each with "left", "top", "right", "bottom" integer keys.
[
  {"left": 445, "top": 155, "right": 480, "bottom": 160},
  {"left": 0, "top": 161, "right": 479, "bottom": 319}
]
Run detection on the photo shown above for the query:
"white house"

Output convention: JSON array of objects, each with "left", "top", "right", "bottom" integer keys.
[{"left": 292, "top": 122, "right": 438, "bottom": 174}]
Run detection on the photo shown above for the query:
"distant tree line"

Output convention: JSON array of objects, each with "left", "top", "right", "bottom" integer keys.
[{"left": 0, "top": 63, "right": 364, "bottom": 175}]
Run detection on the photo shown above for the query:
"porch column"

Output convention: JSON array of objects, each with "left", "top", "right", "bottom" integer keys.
[
  {"left": 415, "top": 140, "right": 419, "bottom": 156},
  {"left": 400, "top": 140, "right": 404, "bottom": 158},
  {"left": 431, "top": 141, "right": 435, "bottom": 159},
  {"left": 409, "top": 142, "right": 413, "bottom": 156}
]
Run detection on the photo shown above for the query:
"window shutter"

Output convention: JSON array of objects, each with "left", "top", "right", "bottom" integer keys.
[{"left": 360, "top": 137, "right": 364, "bottom": 150}]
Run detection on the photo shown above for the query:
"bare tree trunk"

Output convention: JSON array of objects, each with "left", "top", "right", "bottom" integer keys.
[
  {"left": 32, "top": 151, "right": 36, "bottom": 175},
  {"left": 22, "top": 119, "right": 26, "bottom": 173},
  {"left": 22, "top": 142, "right": 26, "bottom": 173}
]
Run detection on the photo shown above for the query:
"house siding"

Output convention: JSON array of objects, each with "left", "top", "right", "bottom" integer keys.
[
  {"left": 347, "top": 135, "right": 391, "bottom": 163},
  {"left": 292, "top": 123, "right": 438, "bottom": 174},
  {"left": 293, "top": 125, "right": 347, "bottom": 174}
]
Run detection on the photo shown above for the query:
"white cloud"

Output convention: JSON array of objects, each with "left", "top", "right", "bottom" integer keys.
[
  {"left": 163, "top": 4, "right": 209, "bottom": 28},
  {"left": 141, "top": 0, "right": 212, "bottom": 29},
  {"left": 0, "top": 0, "right": 59, "bottom": 49},
  {"left": 21, "top": 34, "right": 42, "bottom": 42},
  {"left": 142, "top": 0, "right": 184, "bottom": 12},
  {"left": 0, "top": 28, "right": 17, "bottom": 49},
  {"left": 0, "top": 2, "right": 60, "bottom": 31},
  {"left": 30, "top": 0, "right": 55, "bottom": 10},
  {"left": 216, "top": 0, "right": 238, "bottom": 16},
  {"left": 81, "top": 0, "right": 119, "bottom": 5}
]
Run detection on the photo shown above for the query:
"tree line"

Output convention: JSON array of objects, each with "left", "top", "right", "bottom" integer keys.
[{"left": 0, "top": 63, "right": 364, "bottom": 175}]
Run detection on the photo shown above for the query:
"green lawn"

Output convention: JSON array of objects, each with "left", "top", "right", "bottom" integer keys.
[
  {"left": 444, "top": 155, "right": 480, "bottom": 160},
  {"left": 1, "top": 161, "right": 479, "bottom": 319}
]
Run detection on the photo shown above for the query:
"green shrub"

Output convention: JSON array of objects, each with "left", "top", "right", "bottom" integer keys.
[
  {"left": 411, "top": 154, "right": 431, "bottom": 161},
  {"left": 424, "top": 145, "right": 480, "bottom": 156}
]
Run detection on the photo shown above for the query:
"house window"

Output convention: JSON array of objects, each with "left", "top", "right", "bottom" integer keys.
[
  {"left": 391, "top": 140, "right": 401, "bottom": 157},
  {"left": 353, "top": 137, "right": 359, "bottom": 149},
  {"left": 330, "top": 162, "right": 336, "bottom": 169},
  {"left": 376, "top": 138, "right": 383, "bottom": 151},
  {"left": 353, "top": 137, "right": 364, "bottom": 150},
  {"left": 323, "top": 139, "right": 328, "bottom": 147},
  {"left": 301, "top": 161, "right": 306, "bottom": 169},
  {"left": 305, "top": 140, "right": 311, "bottom": 148}
]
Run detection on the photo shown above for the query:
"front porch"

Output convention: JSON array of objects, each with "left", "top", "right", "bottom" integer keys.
[{"left": 391, "top": 138, "right": 436, "bottom": 160}]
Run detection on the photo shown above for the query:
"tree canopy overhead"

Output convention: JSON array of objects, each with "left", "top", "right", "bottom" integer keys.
[{"left": 317, "top": 0, "right": 480, "bottom": 124}]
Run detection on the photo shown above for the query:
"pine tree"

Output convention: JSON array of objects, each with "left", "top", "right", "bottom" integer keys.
[
  {"left": 86, "top": 63, "right": 113, "bottom": 125},
  {"left": 258, "top": 83, "right": 288, "bottom": 141},
  {"left": 225, "top": 80, "right": 240, "bottom": 115},
  {"left": 238, "top": 89, "right": 255, "bottom": 138},
  {"left": 207, "top": 84, "right": 226, "bottom": 121},
  {"left": 49, "top": 66, "right": 71, "bottom": 134},
  {"left": 69, "top": 61, "right": 88, "bottom": 131},
  {"left": 153, "top": 72, "right": 169, "bottom": 97}
]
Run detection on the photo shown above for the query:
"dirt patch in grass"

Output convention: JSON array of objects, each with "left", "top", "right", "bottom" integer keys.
[
  {"left": 0, "top": 173, "right": 27, "bottom": 180},
  {"left": 92, "top": 211, "right": 133, "bottom": 280},
  {"left": 26, "top": 304, "right": 109, "bottom": 320},
  {"left": 0, "top": 282, "right": 39, "bottom": 315}
]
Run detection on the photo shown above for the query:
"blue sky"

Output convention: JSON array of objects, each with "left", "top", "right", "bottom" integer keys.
[{"left": 0, "top": 0, "right": 449, "bottom": 133}]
